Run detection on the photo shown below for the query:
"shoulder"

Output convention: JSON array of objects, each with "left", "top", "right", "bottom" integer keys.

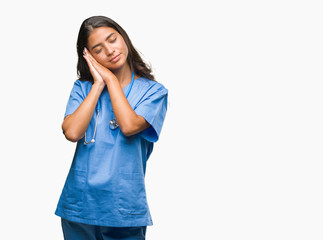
[
  {"left": 74, "top": 79, "right": 93, "bottom": 88},
  {"left": 71, "top": 79, "right": 93, "bottom": 93},
  {"left": 134, "top": 77, "right": 168, "bottom": 96}
]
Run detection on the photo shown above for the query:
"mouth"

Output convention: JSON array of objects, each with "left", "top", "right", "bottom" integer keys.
[{"left": 110, "top": 54, "right": 121, "bottom": 63}]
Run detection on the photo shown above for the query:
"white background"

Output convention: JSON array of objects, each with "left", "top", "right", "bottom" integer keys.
[{"left": 0, "top": 0, "right": 322, "bottom": 239}]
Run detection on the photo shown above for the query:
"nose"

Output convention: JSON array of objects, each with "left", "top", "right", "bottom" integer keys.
[{"left": 104, "top": 43, "right": 114, "bottom": 56}]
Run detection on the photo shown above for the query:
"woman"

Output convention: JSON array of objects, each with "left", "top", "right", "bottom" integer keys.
[{"left": 55, "top": 16, "right": 168, "bottom": 240}]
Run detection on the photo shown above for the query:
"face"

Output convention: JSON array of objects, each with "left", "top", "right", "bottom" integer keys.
[{"left": 87, "top": 26, "right": 129, "bottom": 71}]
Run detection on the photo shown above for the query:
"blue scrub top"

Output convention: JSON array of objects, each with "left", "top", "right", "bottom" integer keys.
[{"left": 55, "top": 77, "right": 168, "bottom": 227}]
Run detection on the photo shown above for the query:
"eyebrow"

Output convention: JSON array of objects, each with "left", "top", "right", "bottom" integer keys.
[{"left": 91, "top": 33, "right": 115, "bottom": 50}]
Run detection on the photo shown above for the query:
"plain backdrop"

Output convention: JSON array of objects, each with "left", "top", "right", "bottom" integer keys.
[{"left": 0, "top": 0, "right": 322, "bottom": 239}]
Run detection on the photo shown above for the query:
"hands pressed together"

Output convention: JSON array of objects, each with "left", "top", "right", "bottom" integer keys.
[
  {"left": 83, "top": 48, "right": 116, "bottom": 87},
  {"left": 62, "top": 47, "right": 150, "bottom": 142}
]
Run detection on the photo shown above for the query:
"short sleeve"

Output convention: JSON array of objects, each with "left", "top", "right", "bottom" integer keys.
[
  {"left": 64, "top": 80, "right": 85, "bottom": 119},
  {"left": 134, "top": 84, "right": 168, "bottom": 143}
]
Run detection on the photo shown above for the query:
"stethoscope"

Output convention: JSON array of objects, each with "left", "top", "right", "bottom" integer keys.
[{"left": 84, "top": 72, "right": 135, "bottom": 145}]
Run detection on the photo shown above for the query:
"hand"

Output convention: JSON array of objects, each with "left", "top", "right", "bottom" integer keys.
[{"left": 83, "top": 48, "right": 116, "bottom": 85}]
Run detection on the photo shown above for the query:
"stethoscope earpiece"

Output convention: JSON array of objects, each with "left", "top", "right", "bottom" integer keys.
[{"left": 84, "top": 138, "right": 95, "bottom": 145}]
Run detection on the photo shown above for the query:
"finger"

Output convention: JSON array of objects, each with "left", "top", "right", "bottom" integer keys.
[
  {"left": 83, "top": 53, "right": 97, "bottom": 75},
  {"left": 83, "top": 49, "right": 101, "bottom": 72},
  {"left": 83, "top": 54, "right": 103, "bottom": 81},
  {"left": 83, "top": 52, "right": 93, "bottom": 68},
  {"left": 85, "top": 52, "right": 108, "bottom": 78},
  {"left": 83, "top": 48, "right": 113, "bottom": 81},
  {"left": 84, "top": 48, "right": 99, "bottom": 65},
  {"left": 84, "top": 49, "right": 103, "bottom": 74}
]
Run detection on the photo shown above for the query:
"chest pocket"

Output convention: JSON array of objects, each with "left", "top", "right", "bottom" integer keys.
[{"left": 117, "top": 172, "right": 148, "bottom": 215}]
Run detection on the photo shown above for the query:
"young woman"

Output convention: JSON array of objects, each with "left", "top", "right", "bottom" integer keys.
[{"left": 55, "top": 16, "right": 168, "bottom": 240}]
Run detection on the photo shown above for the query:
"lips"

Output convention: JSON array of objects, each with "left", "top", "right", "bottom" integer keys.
[{"left": 110, "top": 54, "right": 121, "bottom": 63}]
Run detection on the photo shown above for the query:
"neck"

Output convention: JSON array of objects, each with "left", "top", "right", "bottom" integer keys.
[{"left": 112, "top": 64, "right": 132, "bottom": 88}]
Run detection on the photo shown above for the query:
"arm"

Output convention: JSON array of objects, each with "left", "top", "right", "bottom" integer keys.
[
  {"left": 83, "top": 48, "right": 150, "bottom": 136},
  {"left": 62, "top": 52, "right": 106, "bottom": 142},
  {"left": 105, "top": 76, "right": 150, "bottom": 136},
  {"left": 62, "top": 82, "right": 105, "bottom": 142}
]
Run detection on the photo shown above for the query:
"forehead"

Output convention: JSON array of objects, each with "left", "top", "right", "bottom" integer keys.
[{"left": 88, "top": 27, "right": 118, "bottom": 45}]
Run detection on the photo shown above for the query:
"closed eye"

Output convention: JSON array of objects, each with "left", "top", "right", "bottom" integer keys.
[
  {"left": 95, "top": 49, "right": 102, "bottom": 54},
  {"left": 109, "top": 37, "right": 117, "bottom": 43}
]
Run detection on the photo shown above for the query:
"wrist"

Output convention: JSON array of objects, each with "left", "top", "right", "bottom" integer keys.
[
  {"left": 103, "top": 74, "right": 118, "bottom": 85},
  {"left": 92, "top": 81, "right": 105, "bottom": 92}
]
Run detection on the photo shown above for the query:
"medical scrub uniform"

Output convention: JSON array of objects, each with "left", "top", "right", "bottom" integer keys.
[{"left": 55, "top": 77, "right": 168, "bottom": 232}]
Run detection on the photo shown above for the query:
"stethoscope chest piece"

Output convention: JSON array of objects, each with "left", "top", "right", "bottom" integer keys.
[{"left": 109, "top": 119, "right": 119, "bottom": 130}]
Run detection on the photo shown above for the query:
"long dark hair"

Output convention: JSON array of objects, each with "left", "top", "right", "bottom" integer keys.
[{"left": 76, "top": 16, "right": 155, "bottom": 82}]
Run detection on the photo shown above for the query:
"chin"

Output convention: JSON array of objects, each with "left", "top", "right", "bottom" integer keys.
[{"left": 108, "top": 63, "right": 128, "bottom": 72}]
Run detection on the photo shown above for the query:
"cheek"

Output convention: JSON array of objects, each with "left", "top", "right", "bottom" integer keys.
[
  {"left": 119, "top": 39, "right": 129, "bottom": 56},
  {"left": 93, "top": 55, "right": 106, "bottom": 65}
]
